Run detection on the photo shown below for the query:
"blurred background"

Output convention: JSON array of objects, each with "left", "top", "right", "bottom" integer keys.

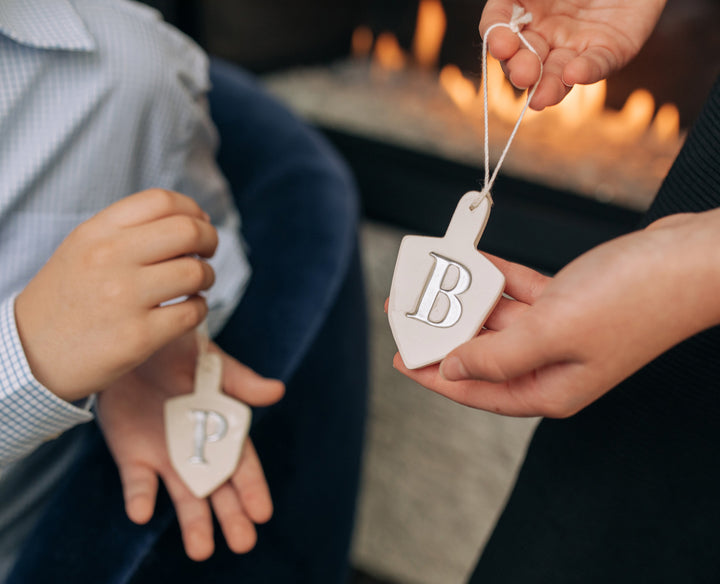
[{"left": 143, "top": 1, "right": 720, "bottom": 582}]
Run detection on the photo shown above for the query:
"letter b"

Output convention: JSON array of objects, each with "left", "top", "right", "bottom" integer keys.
[{"left": 407, "top": 253, "right": 471, "bottom": 328}]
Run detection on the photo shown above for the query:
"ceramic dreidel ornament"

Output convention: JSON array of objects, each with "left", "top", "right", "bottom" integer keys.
[
  {"left": 388, "top": 191, "right": 505, "bottom": 369},
  {"left": 165, "top": 350, "right": 252, "bottom": 499}
]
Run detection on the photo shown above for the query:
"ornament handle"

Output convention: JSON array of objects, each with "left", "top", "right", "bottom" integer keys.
[{"left": 444, "top": 190, "right": 493, "bottom": 248}]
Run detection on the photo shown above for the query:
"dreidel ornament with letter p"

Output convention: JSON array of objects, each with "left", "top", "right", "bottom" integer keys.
[
  {"left": 165, "top": 352, "right": 252, "bottom": 499},
  {"left": 388, "top": 191, "right": 505, "bottom": 369}
]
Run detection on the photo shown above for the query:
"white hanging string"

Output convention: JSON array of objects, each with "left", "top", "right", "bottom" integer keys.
[
  {"left": 196, "top": 318, "right": 209, "bottom": 357},
  {"left": 470, "top": 4, "right": 544, "bottom": 210}
]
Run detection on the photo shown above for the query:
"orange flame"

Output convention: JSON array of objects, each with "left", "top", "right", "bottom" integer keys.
[
  {"left": 360, "top": 6, "right": 681, "bottom": 148},
  {"left": 373, "top": 32, "right": 407, "bottom": 71},
  {"left": 617, "top": 89, "right": 655, "bottom": 139},
  {"left": 352, "top": 26, "right": 374, "bottom": 58},
  {"left": 553, "top": 81, "right": 606, "bottom": 129},
  {"left": 486, "top": 56, "right": 525, "bottom": 123},
  {"left": 412, "top": 0, "right": 447, "bottom": 69},
  {"left": 651, "top": 103, "right": 680, "bottom": 143},
  {"left": 439, "top": 65, "right": 476, "bottom": 111}
]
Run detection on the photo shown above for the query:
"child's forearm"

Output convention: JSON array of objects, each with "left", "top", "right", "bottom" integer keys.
[{"left": 0, "top": 296, "right": 93, "bottom": 467}]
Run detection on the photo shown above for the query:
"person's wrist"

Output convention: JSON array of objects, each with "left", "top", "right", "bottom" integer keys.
[
  {"left": 14, "top": 291, "right": 87, "bottom": 403},
  {"left": 658, "top": 209, "right": 720, "bottom": 330}
]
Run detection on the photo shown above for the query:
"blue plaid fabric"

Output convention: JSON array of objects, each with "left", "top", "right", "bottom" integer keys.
[{"left": 0, "top": 0, "right": 250, "bottom": 467}]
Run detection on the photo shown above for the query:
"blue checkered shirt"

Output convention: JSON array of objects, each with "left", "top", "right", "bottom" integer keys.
[{"left": 0, "top": 0, "right": 250, "bottom": 467}]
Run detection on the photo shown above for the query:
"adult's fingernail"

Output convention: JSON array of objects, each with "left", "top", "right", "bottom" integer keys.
[{"left": 440, "top": 356, "right": 469, "bottom": 381}]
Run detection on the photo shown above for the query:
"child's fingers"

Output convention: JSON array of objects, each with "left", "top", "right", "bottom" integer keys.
[
  {"left": 209, "top": 483, "right": 257, "bottom": 554},
  {"left": 163, "top": 474, "right": 215, "bottom": 561},
  {"left": 147, "top": 296, "right": 209, "bottom": 349},
  {"left": 140, "top": 258, "right": 215, "bottom": 307},
  {"left": 98, "top": 189, "right": 210, "bottom": 228},
  {"left": 219, "top": 352, "right": 285, "bottom": 407},
  {"left": 118, "top": 462, "right": 159, "bottom": 525},
  {"left": 130, "top": 215, "right": 219, "bottom": 263},
  {"left": 231, "top": 440, "right": 274, "bottom": 525}
]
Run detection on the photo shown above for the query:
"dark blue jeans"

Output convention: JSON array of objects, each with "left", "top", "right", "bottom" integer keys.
[{"left": 8, "top": 59, "right": 368, "bottom": 584}]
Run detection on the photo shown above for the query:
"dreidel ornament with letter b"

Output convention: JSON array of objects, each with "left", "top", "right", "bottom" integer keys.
[
  {"left": 165, "top": 352, "right": 252, "bottom": 499},
  {"left": 388, "top": 191, "right": 505, "bottom": 369}
]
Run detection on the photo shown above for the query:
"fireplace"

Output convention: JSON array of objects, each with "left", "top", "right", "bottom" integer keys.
[
  {"left": 256, "top": 0, "right": 719, "bottom": 270},
  {"left": 146, "top": 0, "right": 720, "bottom": 272}
]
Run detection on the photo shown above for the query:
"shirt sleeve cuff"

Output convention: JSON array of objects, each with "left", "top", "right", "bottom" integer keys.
[{"left": 0, "top": 295, "right": 94, "bottom": 467}]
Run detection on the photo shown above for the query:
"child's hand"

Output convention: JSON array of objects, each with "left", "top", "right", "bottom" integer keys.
[
  {"left": 396, "top": 209, "right": 720, "bottom": 418},
  {"left": 480, "top": 0, "right": 666, "bottom": 109},
  {"left": 96, "top": 334, "right": 285, "bottom": 560},
  {"left": 15, "top": 189, "right": 218, "bottom": 402}
]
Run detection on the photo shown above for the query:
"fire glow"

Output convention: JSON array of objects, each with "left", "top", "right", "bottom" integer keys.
[
  {"left": 364, "top": 0, "right": 681, "bottom": 145},
  {"left": 264, "top": 0, "right": 685, "bottom": 210},
  {"left": 354, "top": 0, "right": 683, "bottom": 203}
]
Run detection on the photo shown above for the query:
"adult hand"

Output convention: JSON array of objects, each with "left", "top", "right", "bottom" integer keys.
[
  {"left": 395, "top": 209, "right": 720, "bottom": 418},
  {"left": 480, "top": 0, "right": 667, "bottom": 109},
  {"left": 15, "top": 189, "right": 218, "bottom": 402},
  {"left": 96, "top": 333, "right": 285, "bottom": 561}
]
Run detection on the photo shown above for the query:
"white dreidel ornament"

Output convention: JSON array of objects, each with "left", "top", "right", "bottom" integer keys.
[
  {"left": 164, "top": 321, "right": 252, "bottom": 499},
  {"left": 388, "top": 4, "right": 542, "bottom": 370},
  {"left": 388, "top": 192, "right": 504, "bottom": 369}
]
